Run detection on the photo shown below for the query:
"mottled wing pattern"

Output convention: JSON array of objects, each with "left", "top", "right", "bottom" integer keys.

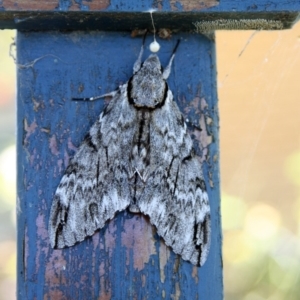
[
  {"left": 138, "top": 90, "right": 211, "bottom": 266},
  {"left": 49, "top": 85, "right": 137, "bottom": 248}
]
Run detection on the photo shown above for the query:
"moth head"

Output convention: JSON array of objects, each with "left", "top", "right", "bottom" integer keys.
[{"left": 129, "top": 54, "right": 167, "bottom": 109}]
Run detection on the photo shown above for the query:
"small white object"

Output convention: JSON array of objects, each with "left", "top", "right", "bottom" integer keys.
[{"left": 150, "top": 40, "right": 160, "bottom": 53}]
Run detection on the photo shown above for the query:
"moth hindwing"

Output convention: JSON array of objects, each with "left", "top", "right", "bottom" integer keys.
[{"left": 49, "top": 39, "right": 211, "bottom": 267}]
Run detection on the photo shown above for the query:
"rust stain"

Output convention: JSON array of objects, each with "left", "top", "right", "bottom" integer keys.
[
  {"left": 121, "top": 215, "right": 156, "bottom": 271},
  {"left": 169, "top": 0, "right": 219, "bottom": 11},
  {"left": 159, "top": 240, "right": 170, "bottom": 283}
]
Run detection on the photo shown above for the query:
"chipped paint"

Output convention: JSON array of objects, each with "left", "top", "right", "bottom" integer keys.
[
  {"left": 199, "top": 114, "right": 213, "bottom": 149},
  {"left": 66, "top": 0, "right": 110, "bottom": 11},
  {"left": 57, "top": 159, "right": 63, "bottom": 172},
  {"left": 171, "top": 282, "right": 181, "bottom": 300},
  {"left": 121, "top": 216, "right": 156, "bottom": 271},
  {"left": 35, "top": 212, "right": 49, "bottom": 273},
  {"left": 159, "top": 240, "right": 170, "bottom": 283},
  {"left": 67, "top": 137, "right": 78, "bottom": 152},
  {"left": 104, "top": 220, "right": 117, "bottom": 253},
  {"left": 184, "top": 93, "right": 212, "bottom": 162},
  {"left": 41, "top": 127, "right": 50, "bottom": 133},
  {"left": 170, "top": 0, "right": 219, "bottom": 10},
  {"left": 49, "top": 135, "right": 59, "bottom": 156},
  {"left": 23, "top": 118, "right": 37, "bottom": 146},
  {"left": 192, "top": 265, "right": 199, "bottom": 283},
  {"left": 99, "top": 261, "right": 112, "bottom": 300},
  {"left": 63, "top": 149, "right": 70, "bottom": 169},
  {"left": 45, "top": 250, "right": 67, "bottom": 285},
  {"left": 45, "top": 289, "right": 67, "bottom": 300}
]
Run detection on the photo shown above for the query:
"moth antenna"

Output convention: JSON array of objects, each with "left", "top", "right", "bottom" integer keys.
[
  {"left": 163, "top": 39, "right": 180, "bottom": 79},
  {"left": 133, "top": 32, "right": 147, "bottom": 73}
]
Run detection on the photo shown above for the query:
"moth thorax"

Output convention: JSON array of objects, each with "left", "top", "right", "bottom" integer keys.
[{"left": 130, "top": 66, "right": 166, "bottom": 108}]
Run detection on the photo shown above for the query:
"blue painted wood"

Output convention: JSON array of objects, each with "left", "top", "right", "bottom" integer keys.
[
  {"left": 17, "top": 31, "right": 222, "bottom": 299},
  {"left": 1, "top": 0, "right": 300, "bottom": 30}
]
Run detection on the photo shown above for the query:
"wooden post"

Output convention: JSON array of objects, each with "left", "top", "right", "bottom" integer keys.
[{"left": 0, "top": 1, "right": 298, "bottom": 299}]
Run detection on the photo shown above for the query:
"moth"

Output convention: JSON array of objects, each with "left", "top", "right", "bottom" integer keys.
[{"left": 48, "top": 38, "right": 211, "bottom": 266}]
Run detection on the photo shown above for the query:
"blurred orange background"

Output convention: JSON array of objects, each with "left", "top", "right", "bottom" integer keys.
[{"left": 0, "top": 23, "right": 300, "bottom": 299}]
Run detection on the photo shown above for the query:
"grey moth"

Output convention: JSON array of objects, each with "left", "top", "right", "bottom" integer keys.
[{"left": 48, "top": 38, "right": 211, "bottom": 266}]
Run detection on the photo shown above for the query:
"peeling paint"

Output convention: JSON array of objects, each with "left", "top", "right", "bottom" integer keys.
[
  {"left": 141, "top": 274, "right": 146, "bottom": 287},
  {"left": 170, "top": 0, "right": 219, "bottom": 10},
  {"left": 199, "top": 114, "right": 213, "bottom": 149},
  {"left": 184, "top": 94, "right": 212, "bottom": 162},
  {"left": 121, "top": 216, "right": 156, "bottom": 271},
  {"left": 45, "top": 289, "right": 67, "bottom": 300},
  {"left": 192, "top": 265, "right": 199, "bottom": 283},
  {"left": 159, "top": 240, "right": 170, "bottom": 283},
  {"left": 57, "top": 158, "right": 63, "bottom": 172},
  {"left": 67, "top": 137, "right": 77, "bottom": 152},
  {"left": 49, "top": 135, "right": 59, "bottom": 156},
  {"left": 41, "top": 127, "right": 50, "bottom": 133},
  {"left": 29, "top": 148, "right": 36, "bottom": 165},
  {"left": 63, "top": 149, "right": 70, "bottom": 168},
  {"left": 35, "top": 213, "right": 49, "bottom": 273},
  {"left": 63, "top": 0, "right": 110, "bottom": 11},
  {"left": 32, "top": 97, "right": 44, "bottom": 112},
  {"left": 104, "top": 220, "right": 117, "bottom": 254},
  {"left": 45, "top": 250, "right": 67, "bottom": 286},
  {"left": 99, "top": 261, "right": 112, "bottom": 300},
  {"left": 171, "top": 282, "right": 181, "bottom": 300},
  {"left": 23, "top": 118, "right": 37, "bottom": 146}
]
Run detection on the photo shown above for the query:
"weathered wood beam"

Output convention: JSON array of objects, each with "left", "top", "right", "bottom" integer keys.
[{"left": 0, "top": 0, "right": 299, "bottom": 30}]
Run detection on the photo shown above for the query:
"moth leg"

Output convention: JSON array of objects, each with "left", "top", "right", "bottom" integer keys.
[
  {"left": 134, "top": 167, "right": 149, "bottom": 183},
  {"left": 72, "top": 90, "right": 118, "bottom": 102}
]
